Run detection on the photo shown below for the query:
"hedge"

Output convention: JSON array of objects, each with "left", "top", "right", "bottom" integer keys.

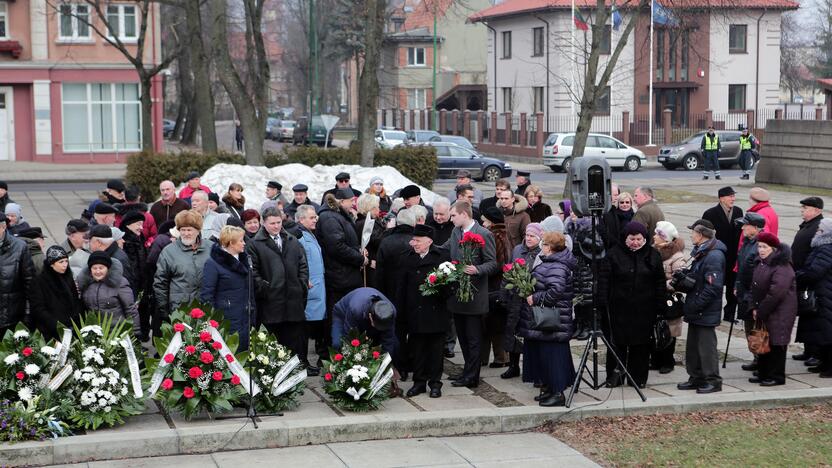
[{"left": 126, "top": 146, "right": 438, "bottom": 202}]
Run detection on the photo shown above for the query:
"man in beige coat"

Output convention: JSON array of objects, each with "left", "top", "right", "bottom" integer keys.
[{"left": 633, "top": 186, "right": 665, "bottom": 243}]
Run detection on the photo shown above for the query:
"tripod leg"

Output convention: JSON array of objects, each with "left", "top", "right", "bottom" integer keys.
[
  {"left": 722, "top": 320, "right": 734, "bottom": 369},
  {"left": 598, "top": 334, "right": 647, "bottom": 402},
  {"left": 565, "top": 337, "right": 594, "bottom": 408}
]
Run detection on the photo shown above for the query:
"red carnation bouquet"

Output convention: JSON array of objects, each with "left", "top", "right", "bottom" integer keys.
[
  {"left": 503, "top": 257, "right": 537, "bottom": 297},
  {"left": 147, "top": 302, "right": 247, "bottom": 420},
  {"left": 457, "top": 231, "right": 486, "bottom": 302}
]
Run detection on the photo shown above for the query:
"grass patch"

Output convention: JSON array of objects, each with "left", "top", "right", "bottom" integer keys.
[
  {"left": 545, "top": 403, "right": 832, "bottom": 466},
  {"left": 756, "top": 183, "right": 832, "bottom": 199}
]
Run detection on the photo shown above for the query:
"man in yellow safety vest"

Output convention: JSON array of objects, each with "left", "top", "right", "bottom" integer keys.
[
  {"left": 700, "top": 126, "right": 721, "bottom": 180},
  {"left": 738, "top": 127, "right": 758, "bottom": 180}
]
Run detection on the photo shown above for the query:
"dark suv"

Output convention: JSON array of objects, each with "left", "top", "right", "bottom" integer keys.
[{"left": 658, "top": 130, "right": 760, "bottom": 171}]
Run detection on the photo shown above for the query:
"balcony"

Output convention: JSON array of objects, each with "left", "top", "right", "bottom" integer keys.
[{"left": 0, "top": 40, "right": 23, "bottom": 59}]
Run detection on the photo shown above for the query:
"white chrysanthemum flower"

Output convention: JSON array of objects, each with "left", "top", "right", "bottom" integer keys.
[
  {"left": 3, "top": 353, "right": 19, "bottom": 365},
  {"left": 24, "top": 364, "right": 40, "bottom": 375},
  {"left": 104, "top": 406, "right": 112, "bottom": 413},
  {"left": 257, "top": 332, "right": 267, "bottom": 341},
  {"left": 354, "top": 354, "right": 363, "bottom": 361},
  {"left": 13, "top": 330, "right": 29, "bottom": 340},
  {"left": 40, "top": 346, "right": 57, "bottom": 356},
  {"left": 74, "top": 370, "right": 82, "bottom": 380},
  {"left": 277, "top": 350, "right": 286, "bottom": 359},
  {"left": 121, "top": 386, "right": 128, "bottom": 396},
  {"left": 79, "top": 325, "right": 103, "bottom": 336},
  {"left": 17, "top": 387, "right": 33, "bottom": 402}
]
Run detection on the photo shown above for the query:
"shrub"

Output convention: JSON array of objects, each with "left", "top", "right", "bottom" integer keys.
[
  {"left": 126, "top": 150, "right": 244, "bottom": 201},
  {"left": 126, "top": 145, "right": 438, "bottom": 201}
]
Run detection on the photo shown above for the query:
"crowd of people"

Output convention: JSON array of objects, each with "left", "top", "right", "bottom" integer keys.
[{"left": 0, "top": 168, "right": 830, "bottom": 407}]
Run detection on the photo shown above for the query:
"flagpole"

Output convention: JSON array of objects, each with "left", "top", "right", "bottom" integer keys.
[
  {"left": 571, "top": 0, "right": 576, "bottom": 115},
  {"left": 648, "top": 0, "right": 654, "bottom": 146},
  {"left": 610, "top": 11, "right": 614, "bottom": 137}
]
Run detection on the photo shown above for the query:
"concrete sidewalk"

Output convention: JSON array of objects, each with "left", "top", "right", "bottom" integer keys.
[
  {"left": 0, "top": 161, "right": 126, "bottom": 183},
  {"left": 53, "top": 432, "right": 598, "bottom": 468}
]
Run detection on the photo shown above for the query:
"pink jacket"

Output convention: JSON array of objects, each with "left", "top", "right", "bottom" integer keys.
[{"left": 748, "top": 201, "right": 779, "bottom": 237}]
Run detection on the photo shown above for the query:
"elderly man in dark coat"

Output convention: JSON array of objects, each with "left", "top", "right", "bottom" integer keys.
[
  {"left": 398, "top": 224, "right": 449, "bottom": 398},
  {"left": 795, "top": 218, "right": 832, "bottom": 378},
  {"left": 248, "top": 207, "right": 309, "bottom": 359},
  {"left": 702, "top": 186, "right": 743, "bottom": 322},
  {"left": 438, "top": 201, "right": 498, "bottom": 388},
  {"left": 317, "top": 188, "right": 366, "bottom": 354},
  {"left": 331, "top": 287, "right": 397, "bottom": 357},
  {"left": 791, "top": 197, "right": 824, "bottom": 363}
]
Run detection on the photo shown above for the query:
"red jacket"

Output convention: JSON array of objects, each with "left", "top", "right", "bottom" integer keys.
[
  {"left": 748, "top": 201, "right": 779, "bottom": 237},
  {"left": 178, "top": 184, "right": 212, "bottom": 200}
]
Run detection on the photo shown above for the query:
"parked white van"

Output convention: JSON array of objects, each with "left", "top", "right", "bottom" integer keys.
[{"left": 542, "top": 133, "right": 646, "bottom": 172}]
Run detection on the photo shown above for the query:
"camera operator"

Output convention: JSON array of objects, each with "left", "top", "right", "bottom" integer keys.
[{"left": 677, "top": 219, "right": 726, "bottom": 394}]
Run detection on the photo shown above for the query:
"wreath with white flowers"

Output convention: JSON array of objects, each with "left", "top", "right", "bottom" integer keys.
[
  {"left": 62, "top": 313, "right": 146, "bottom": 430},
  {"left": 0, "top": 326, "right": 56, "bottom": 405},
  {"left": 249, "top": 326, "right": 306, "bottom": 413},
  {"left": 321, "top": 330, "right": 393, "bottom": 412}
]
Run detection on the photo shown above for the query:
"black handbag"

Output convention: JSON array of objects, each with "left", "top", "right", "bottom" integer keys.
[
  {"left": 664, "top": 292, "right": 685, "bottom": 320},
  {"left": 652, "top": 319, "right": 673, "bottom": 351},
  {"left": 797, "top": 289, "right": 817, "bottom": 316},
  {"left": 531, "top": 306, "right": 561, "bottom": 332}
]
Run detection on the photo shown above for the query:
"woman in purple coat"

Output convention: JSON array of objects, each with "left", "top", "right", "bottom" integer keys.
[
  {"left": 516, "top": 231, "right": 576, "bottom": 407},
  {"left": 750, "top": 232, "right": 797, "bottom": 386}
]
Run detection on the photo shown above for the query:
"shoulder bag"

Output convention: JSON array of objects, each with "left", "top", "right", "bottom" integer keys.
[
  {"left": 747, "top": 320, "right": 770, "bottom": 355},
  {"left": 664, "top": 292, "right": 685, "bottom": 320},
  {"left": 531, "top": 305, "right": 561, "bottom": 332},
  {"left": 797, "top": 289, "right": 817, "bottom": 316}
]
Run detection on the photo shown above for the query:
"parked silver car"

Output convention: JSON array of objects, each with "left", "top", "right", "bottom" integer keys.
[
  {"left": 542, "top": 132, "right": 646, "bottom": 172},
  {"left": 658, "top": 130, "right": 760, "bottom": 171}
]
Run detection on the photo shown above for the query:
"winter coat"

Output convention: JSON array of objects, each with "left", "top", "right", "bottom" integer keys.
[
  {"left": 735, "top": 235, "right": 761, "bottom": 321},
  {"left": 702, "top": 203, "right": 743, "bottom": 270},
  {"left": 503, "top": 194, "right": 531, "bottom": 248},
  {"left": 792, "top": 215, "right": 822, "bottom": 284},
  {"left": 632, "top": 199, "right": 665, "bottom": 241},
  {"left": 375, "top": 224, "right": 414, "bottom": 308},
  {"left": 795, "top": 231, "right": 832, "bottom": 346},
  {"left": 751, "top": 244, "right": 797, "bottom": 347},
  {"left": 102, "top": 242, "right": 136, "bottom": 295},
  {"left": 149, "top": 198, "right": 190, "bottom": 227},
  {"left": 153, "top": 238, "right": 214, "bottom": 318},
  {"left": 479, "top": 196, "right": 497, "bottom": 214},
  {"left": 398, "top": 247, "right": 450, "bottom": 334},
  {"left": 297, "top": 227, "right": 326, "bottom": 321},
  {"left": 748, "top": 201, "right": 779, "bottom": 237},
  {"left": 221, "top": 195, "right": 246, "bottom": 220},
  {"left": 247, "top": 228, "right": 309, "bottom": 325},
  {"left": 178, "top": 184, "right": 212, "bottom": 201},
  {"left": 116, "top": 202, "right": 158, "bottom": 243},
  {"left": 604, "top": 243, "right": 666, "bottom": 345},
  {"left": 122, "top": 230, "right": 148, "bottom": 290},
  {"left": 517, "top": 249, "right": 576, "bottom": 342},
  {"left": 487, "top": 223, "right": 511, "bottom": 291},
  {"left": 526, "top": 202, "right": 553, "bottom": 223},
  {"left": 320, "top": 186, "right": 361, "bottom": 205},
  {"left": 317, "top": 195, "right": 364, "bottom": 292},
  {"left": 8, "top": 221, "right": 31, "bottom": 237},
  {"left": 357, "top": 214, "right": 390, "bottom": 289},
  {"left": 438, "top": 222, "right": 498, "bottom": 315},
  {"left": 200, "top": 243, "right": 255, "bottom": 335},
  {"left": 0, "top": 234, "right": 34, "bottom": 329},
  {"left": 427, "top": 218, "right": 454, "bottom": 246},
  {"left": 683, "top": 238, "right": 727, "bottom": 327},
  {"left": 655, "top": 238, "right": 687, "bottom": 289},
  {"left": 285, "top": 199, "right": 321, "bottom": 220},
  {"left": 503, "top": 242, "right": 542, "bottom": 352},
  {"left": 23, "top": 238, "right": 44, "bottom": 276},
  {"left": 515, "top": 182, "right": 531, "bottom": 197},
  {"left": 331, "top": 287, "right": 397, "bottom": 356},
  {"left": 603, "top": 207, "right": 634, "bottom": 250},
  {"left": 29, "top": 266, "right": 84, "bottom": 341},
  {"left": 147, "top": 233, "right": 173, "bottom": 270},
  {"left": 79, "top": 266, "right": 140, "bottom": 336}
]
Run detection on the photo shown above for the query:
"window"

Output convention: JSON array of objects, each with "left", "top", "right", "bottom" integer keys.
[
  {"left": 599, "top": 25, "right": 611, "bottom": 55},
  {"left": 407, "top": 47, "right": 425, "bottom": 66},
  {"left": 728, "top": 84, "right": 746, "bottom": 112},
  {"left": 668, "top": 30, "right": 677, "bottom": 81},
  {"left": 598, "top": 136, "right": 618, "bottom": 148},
  {"left": 58, "top": 3, "right": 91, "bottom": 40},
  {"left": 502, "top": 87, "right": 512, "bottom": 111},
  {"left": 562, "top": 136, "right": 575, "bottom": 146},
  {"left": 532, "top": 27, "right": 544, "bottom": 57},
  {"left": 106, "top": 4, "right": 138, "bottom": 40},
  {"left": 595, "top": 86, "right": 610, "bottom": 114},
  {"left": 0, "top": 3, "right": 7, "bottom": 39},
  {"left": 407, "top": 88, "right": 426, "bottom": 109},
  {"left": 729, "top": 24, "right": 747, "bottom": 54},
  {"left": 656, "top": 29, "right": 664, "bottom": 81},
  {"left": 501, "top": 31, "right": 512, "bottom": 59},
  {"left": 62, "top": 83, "right": 141, "bottom": 152},
  {"left": 533, "top": 87, "right": 544, "bottom": 113},
  {"left": 681, "top": 30, "right": 689, "bottom": 81},
  {"left": 585, "top": 136, "right": 600, "bottom": 147}
]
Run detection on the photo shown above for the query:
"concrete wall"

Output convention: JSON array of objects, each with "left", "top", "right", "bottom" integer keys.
[{"left": 756, "top": 120, "right": 832, "bottom": 188}]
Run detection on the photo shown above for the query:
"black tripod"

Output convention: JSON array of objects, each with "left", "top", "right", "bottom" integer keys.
[{"left": 565, "top": 212, "right": 647, "bottom": 407}]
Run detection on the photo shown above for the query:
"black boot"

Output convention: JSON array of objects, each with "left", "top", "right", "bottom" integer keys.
[{"left": 501, "top": 352, "right": 521, "bottom": 379}]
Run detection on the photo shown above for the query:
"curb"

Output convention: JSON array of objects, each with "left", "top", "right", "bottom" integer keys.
[{"left": 4, "top": 388, "right": 832, "bottom": 466}]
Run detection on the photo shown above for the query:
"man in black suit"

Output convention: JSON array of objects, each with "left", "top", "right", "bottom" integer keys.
[
  {"left": 702, "top": 186, "right": 743, "bottom": 322},
  {"left": 438, "top": 201, "right": 498, "bottom": 387}
]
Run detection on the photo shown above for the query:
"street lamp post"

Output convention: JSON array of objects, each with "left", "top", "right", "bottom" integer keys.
[{"left": 432, "top": 4, "right": 437, "bottom": 131}]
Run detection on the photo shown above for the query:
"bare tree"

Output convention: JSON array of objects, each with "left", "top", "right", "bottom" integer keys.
[
  {"left": 357, "top": 0, "right": 385, "bottom": 166},
  {"left": 46, "top": 0, "right": 180, "bottom": 151},
  {"left": 210, "top": 0, "right": 270, "bottom": 165},
  {"left": 184, "top": 0, "right": 217, "bottom": 152},
  {"left": 780, "top": 13, "right": 810, "bottom": 103}
]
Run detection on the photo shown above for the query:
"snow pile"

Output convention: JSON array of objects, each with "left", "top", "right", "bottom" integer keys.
[{"left": 194, "top": 163, "right": 439, "bottom": 209}]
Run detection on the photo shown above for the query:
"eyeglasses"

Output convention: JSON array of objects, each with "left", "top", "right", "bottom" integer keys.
[{"left": 619, "top": 200, "right": 632, "bottom": 205}]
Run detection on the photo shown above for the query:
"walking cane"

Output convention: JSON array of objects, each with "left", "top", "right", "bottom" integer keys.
[{"left": 722, "top": 319, "right": 734, "bottom": 368}]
